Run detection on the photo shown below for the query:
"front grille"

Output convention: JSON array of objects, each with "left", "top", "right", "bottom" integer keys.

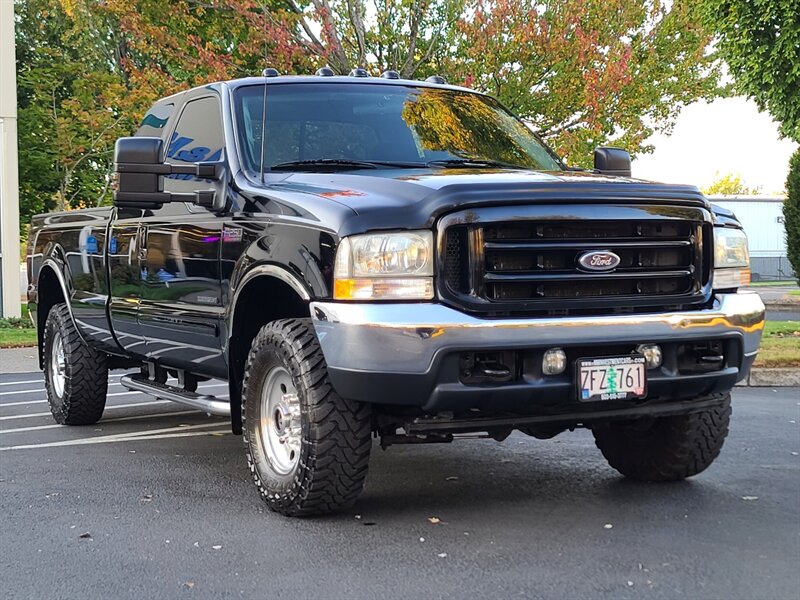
[{"left": 439, "top": 204, "right": 712, "bottom": 315}]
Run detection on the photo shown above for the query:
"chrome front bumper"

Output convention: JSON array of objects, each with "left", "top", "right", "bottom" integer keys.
[{"left": 310, "top": 292, "right": 765, "bottom": 408}]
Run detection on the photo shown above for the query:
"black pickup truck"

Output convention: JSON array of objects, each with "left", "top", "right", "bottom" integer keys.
[{"left": 28, "top": 72, "right": 765, "bottom": 516}]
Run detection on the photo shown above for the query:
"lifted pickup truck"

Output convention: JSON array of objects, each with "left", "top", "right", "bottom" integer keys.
[{"left": 28, "top": 71, "right": 765, "bottom": 516}]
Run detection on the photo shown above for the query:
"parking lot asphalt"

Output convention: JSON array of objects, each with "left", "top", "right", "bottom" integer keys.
[{"left": 1, "top": 370, "right": 798, "bottom": 600}]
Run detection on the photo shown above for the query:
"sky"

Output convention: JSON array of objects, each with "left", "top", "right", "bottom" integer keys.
[{"left": 632, "top": 97, "right": 798, "bottom": 195}]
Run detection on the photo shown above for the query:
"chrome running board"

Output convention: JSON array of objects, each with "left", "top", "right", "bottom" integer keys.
[{"left": 120, "top": 374, "right": 230, "bottom": 417}]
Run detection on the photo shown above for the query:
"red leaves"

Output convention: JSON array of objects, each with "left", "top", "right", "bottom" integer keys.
[{"left": 451, "top": 0, "right": 722, "bottom": 166}]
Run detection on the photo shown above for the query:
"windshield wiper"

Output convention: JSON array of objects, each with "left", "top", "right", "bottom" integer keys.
[
  {"left": 269, "top": 159, "right": 426, "bottom": 171},
  {"left": 427, "top": 158, "right": 529, "bottom": 170}
]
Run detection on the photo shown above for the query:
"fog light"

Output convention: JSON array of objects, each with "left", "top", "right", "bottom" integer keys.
[
  {"left": 636, "top": 344, "right": 663, "bottom": 369},
  {"left": 542, "top": 348, "right": 567, "bottom": 375}
]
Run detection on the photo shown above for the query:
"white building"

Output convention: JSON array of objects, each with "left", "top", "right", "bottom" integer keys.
[
  {"left": 0, "top": 0, "right": 21, "bottom": 318},
  {"left": 707, "top": 195, "right": 794, "bottom": 281}
]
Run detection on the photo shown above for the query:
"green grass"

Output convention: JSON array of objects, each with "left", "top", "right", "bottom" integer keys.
[
  {"left": 755, "top": 321, "right": 800, "bottom": 368},
  {"left": 0, "top": 303, "right": 36, "bottom": 348},
  {"left": 0, "top": 328, "right": 37, "bottom": 348},
  {"left": 747, "top": 281, "right": 798, "bottom": 287},
  {"left": 789, "top": 290, "right": 800, "bottom": 296}
]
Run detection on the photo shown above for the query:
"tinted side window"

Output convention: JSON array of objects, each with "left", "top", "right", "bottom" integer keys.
[
  {"left": 136, "top": 103, "right": 174, "bottom": 137},
  {"left": 164, "top": 96, "right": 224, "bottom": 194}
]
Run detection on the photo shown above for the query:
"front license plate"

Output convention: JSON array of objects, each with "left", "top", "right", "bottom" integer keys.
[{"left": 577, "top": 355, "right": 647, "bottom": 402}]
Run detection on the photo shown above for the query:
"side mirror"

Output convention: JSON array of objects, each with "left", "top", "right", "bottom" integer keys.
[
  {"left": 114, "top": 137, "right": 166, "bottom": 209},
  {"left": 593, "top": 147, "right": 631, "bottom": 178},
  {"left": 113, "top": 137, "right": 224, "bottom": 209}
]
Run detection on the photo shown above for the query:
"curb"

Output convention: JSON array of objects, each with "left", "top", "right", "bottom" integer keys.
[
  {"left": 764, "top": 301, "right": 800, "bottom": 309},
  {"left": 735, "top": 368, "right": 800, "bottom": 387}
]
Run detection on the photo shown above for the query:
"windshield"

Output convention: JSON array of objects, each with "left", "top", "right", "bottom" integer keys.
[{"left": 233, "top": 83, "right": 563, "bottom": 175}]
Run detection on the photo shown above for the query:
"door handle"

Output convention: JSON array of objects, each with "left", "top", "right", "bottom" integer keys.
[{"left": 136, "top": 227, "right": 148, "bottom": 262}]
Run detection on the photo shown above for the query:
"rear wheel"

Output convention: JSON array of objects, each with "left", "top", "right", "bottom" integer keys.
[
  {"left": 592, "top": 394, "right": 731, "bottom": 481},
  {"left": 43, "top": 303, "right": 108, "bottom": 425},
  {"left": 242, "top": 318, "right": 372, "bottom": 516}
]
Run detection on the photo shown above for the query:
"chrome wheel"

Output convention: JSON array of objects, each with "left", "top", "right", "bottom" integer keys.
[
  {"left": 49, "top": 329, "right": 66, "bottom": 398},
  {"left": 259, "top": 366, "right": 302, "bottom": 475}
]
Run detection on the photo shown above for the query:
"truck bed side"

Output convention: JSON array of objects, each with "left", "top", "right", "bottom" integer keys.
[{"left": 28, "top": 207, "right": 118, "bottom": 359}]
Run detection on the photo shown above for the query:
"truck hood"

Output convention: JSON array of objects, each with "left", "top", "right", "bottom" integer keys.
[{"left": 258, "top": 167, "right": 714, "bottom": 236}]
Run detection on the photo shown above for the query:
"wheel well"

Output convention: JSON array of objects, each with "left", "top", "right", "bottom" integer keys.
[
  {"left": 228, "top": 275, "right": 309, "bottom": 432},
  {"left": 36, "top": 267, "right": 66, "bottom": 368}
]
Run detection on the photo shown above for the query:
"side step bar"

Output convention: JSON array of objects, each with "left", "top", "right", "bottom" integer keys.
[{"left": 120, "top": 374, "right": 231, "bottom": 417}]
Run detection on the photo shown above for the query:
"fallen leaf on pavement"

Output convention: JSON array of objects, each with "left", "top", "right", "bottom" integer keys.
[
  {"left": 741, "top": 496, "right": 758, "bottom": 501},
  {"left": 79, "top": 532, "right": 92, "bottom": 539},
  {"left": 428, "top": 517, "right": 441, "bottom": 524}
]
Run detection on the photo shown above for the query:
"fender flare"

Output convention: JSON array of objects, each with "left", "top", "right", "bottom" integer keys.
[
  {"left": 226, "top": 264, "right": 312, "bottom": 346},
  {"left": 226, "top": 264, "right": 312, "bottom": 435},
  {"left": 36, "top": 258, "right": 89, "bottom": 364}
]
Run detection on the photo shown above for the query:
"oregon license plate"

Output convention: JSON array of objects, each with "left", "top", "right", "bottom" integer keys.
[{"left": 577, "top": 355, "right": 647, "bottom": 402}]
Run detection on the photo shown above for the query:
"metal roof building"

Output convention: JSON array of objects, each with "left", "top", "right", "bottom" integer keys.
[{"left": 707, "top": 195, "right": 794, "bottom": 281}]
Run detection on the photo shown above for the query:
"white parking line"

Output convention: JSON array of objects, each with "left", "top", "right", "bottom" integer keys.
[
  {"left": 1, "top": 389, "right": 145, "bottom": 407},
  {"left": 0, "top": 410, "right": 204, "bottom": 434},
  {"left": 0, "top": 374, "right": 123, "bottom": 388},
  {"left": 0, "top": 383, "right": 229, "bottom": 406},
  {"left": 0, "top": 380, "right": 125, "bottom": 396},
  {"left": 0, "top": 422, "right": 230, "bottom": 451},
  {"left": 0, "top": 379, "right": 43, "bottom": 387},
  {"left": 0, "top": 399, "right": 48, "bottom": 407},
  {"left": 0, "top": 400, "right": 172, "bottom": 421},
  {"left": 0, "top": 429, "right": 231, "bottom": 450}
]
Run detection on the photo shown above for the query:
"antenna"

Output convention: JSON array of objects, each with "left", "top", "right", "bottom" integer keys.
[{"left": 258, "top": 2, "right": 268, "bottom": 182}]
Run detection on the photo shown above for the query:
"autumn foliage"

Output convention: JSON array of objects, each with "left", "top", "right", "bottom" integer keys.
[{"left": 16, "top": 0, "right": 725, "bottom": 226}]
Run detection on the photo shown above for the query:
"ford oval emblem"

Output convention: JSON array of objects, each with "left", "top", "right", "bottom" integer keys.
[{"left": 577, "top": 250, "right": 621, "bottom": 272}]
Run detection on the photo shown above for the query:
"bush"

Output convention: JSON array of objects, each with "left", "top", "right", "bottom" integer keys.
[
  {"left": 786, "top": 149, "right": 800, "bottom": 285},
  {"left": 0, "top": 315, "right": 34, "bottom": 329}
]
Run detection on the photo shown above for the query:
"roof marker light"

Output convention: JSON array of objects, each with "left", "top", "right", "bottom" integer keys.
[
  {"left": 316, "top": 67, "right": 335, "bottom": 77},
  {"left": 349, "top": 68, "right": 370, "bottom": 78},
  {"left": 426, "top": 75, "right": 446, "bottom": 84},
  {"left": 262, "top": 68, "right": 280, "bottom": 77},
  {"left": 381, "top": 70, "right": 400, "bottom": 79}
]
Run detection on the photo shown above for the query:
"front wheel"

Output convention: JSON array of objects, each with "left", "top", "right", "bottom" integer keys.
[
  {"left": 242, "top": 318, "right": 372, "bottom": 516},
  {"left": 592, "top": 394, "right": 731, "bottom": 481},
  {"left": 43, "top": 303, "right": 108, "bottom": 425}
]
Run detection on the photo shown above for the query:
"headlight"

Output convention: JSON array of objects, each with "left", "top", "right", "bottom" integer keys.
[
  {"left": 713, "top": 227, "right": 750, "bottom": 289},
  {"left": 333, "top": 231, "right": 434, "bottom": 300}
]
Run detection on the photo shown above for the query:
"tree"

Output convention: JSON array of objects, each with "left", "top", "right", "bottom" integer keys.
[
  {"left": 16, "top": 0, "right": 727, "bottom": 227},
  {"left": 699, "top": 1, "right": 799, "bottom": 279},
  {"left": 785, "top": 150, "right": 800, "bottom": 283},
  {"left": 15, "top": 0, "right": 136, "bottom": 226},
  {"left": 447, "top": 0, "right": 726, "bottom": 165},
  {"left": 700, "top": 0, "right": 800, "bottom": 141},
  {"left": 291, "top": 1, "right": 464, "bottom": 77},
  {"left": 702, "top": 172, "right": 758, "bottom": 196},
  {"left": 15, "top": 0, "right": 308, "bottom": 226}
]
